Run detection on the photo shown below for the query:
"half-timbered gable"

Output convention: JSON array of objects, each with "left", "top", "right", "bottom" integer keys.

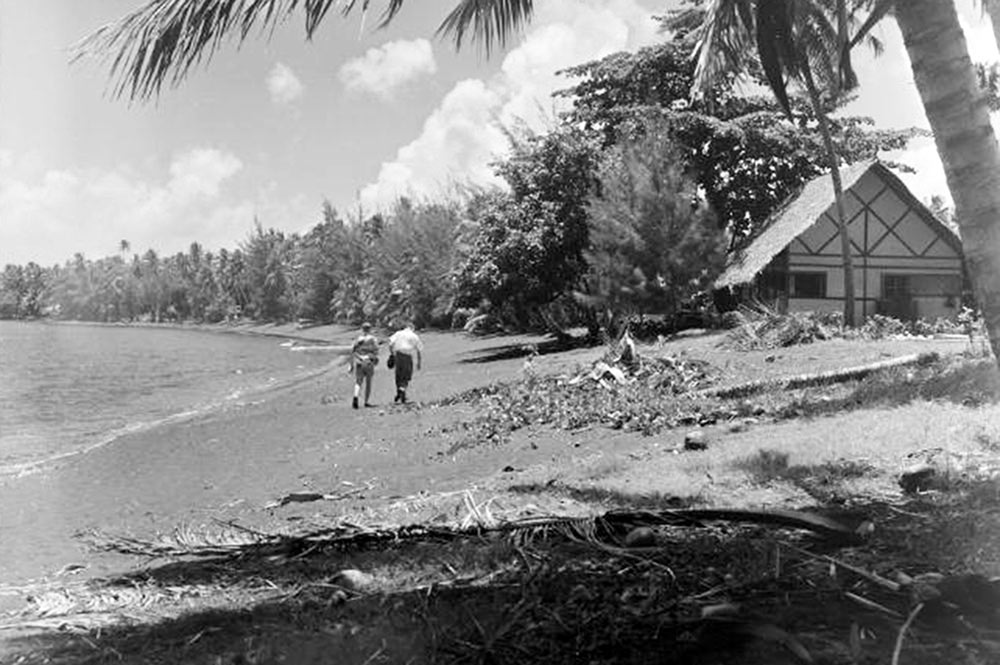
[{"left": 716, "top": 161, "right": 964, "bottom": 321}]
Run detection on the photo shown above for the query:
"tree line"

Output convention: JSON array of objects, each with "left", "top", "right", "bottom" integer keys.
[{"left": 4, "top": 33, "right": 914, "bottom": 334}]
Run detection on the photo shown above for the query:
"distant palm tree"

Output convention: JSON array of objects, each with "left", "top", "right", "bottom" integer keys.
[{"left": 119, "top": 239, "right": 131, "bottom": 261}]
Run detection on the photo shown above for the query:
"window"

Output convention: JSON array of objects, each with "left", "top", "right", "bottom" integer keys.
[
  {"left": 790, "top": 272, "right": 826, "bottom": 298},
  {"left": 883, "top": 274, "right": 910, "bottom": 299}
]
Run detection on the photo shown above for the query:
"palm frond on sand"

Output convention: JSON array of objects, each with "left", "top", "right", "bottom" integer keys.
[{"left": 79, "top": 505, "right": 862, "bottom": 561}]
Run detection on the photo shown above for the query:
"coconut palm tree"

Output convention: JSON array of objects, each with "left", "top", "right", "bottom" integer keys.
[
  {"left": 687, "top": 0, "right": 867, "bottom": 326},
  {"left": 891, "top": 0, "right": 1000, "bottom": 363}
]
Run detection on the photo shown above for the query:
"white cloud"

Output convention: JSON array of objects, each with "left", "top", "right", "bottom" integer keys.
[
  {"left": 339, "top": 38, "right": 437, "bottom": 98},
  {"left": 360, "top": 0, "right": 660, "bottom": 209},
  {"left": 360, "top": 80, "right": 509, "bottom": 204},
  {"left": 266, "top": 63, "right": 304, "bottom": 105},
  {"left": 0, "top": 148, "right": 258, "bottom": 265}
]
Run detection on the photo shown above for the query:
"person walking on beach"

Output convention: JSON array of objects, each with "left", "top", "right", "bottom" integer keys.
[
  {"left": 350, "top": 322, "right": 379, "bottom": 409},
  {"left": 388, "top": 321, "right": 423, "bottom": 404}
]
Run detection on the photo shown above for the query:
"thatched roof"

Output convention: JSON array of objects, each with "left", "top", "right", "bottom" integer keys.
[{"left": 715, "top": 160, "right": 961, "bottom": 288}]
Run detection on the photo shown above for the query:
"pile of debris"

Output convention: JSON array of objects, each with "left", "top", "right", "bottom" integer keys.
[
  {"left": 724, "top": 308, "right": 839, "bottom": 350},
  {"left": 567, "top": 330, "right": 715, "bottom": 394}
]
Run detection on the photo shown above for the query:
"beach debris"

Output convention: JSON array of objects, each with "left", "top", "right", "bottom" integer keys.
[
  {"left": 55, "top": 563, "right": 88, "bottom": 576},
  {"left": 896, "top": 448, "right": 1000, "bottom": 494},
  {"left": 463, "top": 313, "right": 502, "bottom": 335},
  {"left": 624, "top": 526, "right": 656, "bottom": 548},
  {"left": 566, "top": 352, "right": 714, "bottom": 394},
  {"left": 684, "top": 430, "right": 709, "bottom": 451},
  {"left": 265, "top": 483, "right": 371, "bottom": 509},
  {"left": 724, "top": 307, "right": 837, "bottom": 350},
  {"left": 899, "top": 464, "right": 937, "bottom": 494},
  {"left": 331, "top": 569, "right": 376, "bottom": 593},
  {"left": 82, "top": 506, "right": 866, "bottom": 565}
]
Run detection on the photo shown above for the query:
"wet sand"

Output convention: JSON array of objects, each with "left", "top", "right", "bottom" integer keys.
[{"left": 0, "top": 326, "right": 566, "bottom": 591}]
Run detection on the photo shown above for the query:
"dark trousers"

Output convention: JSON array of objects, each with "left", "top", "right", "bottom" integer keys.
[{"left": 394, "top": 352, "right": 414, "bottom": 391}]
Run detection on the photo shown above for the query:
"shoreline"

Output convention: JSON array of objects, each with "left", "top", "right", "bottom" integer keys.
[{"left": 26, "top": 317, "right": 357, "bottom": 345}]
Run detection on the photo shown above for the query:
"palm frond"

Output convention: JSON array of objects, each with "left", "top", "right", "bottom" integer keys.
[
  {"left": 755, "top": 0, "right": 799, "bottom": 117},
  {"left": 437, "top": 0, "right": 534, "bottom": 55},
  {"left": 847, "top": 0, "right": 893, "bottom": 50},
  {"left": 72, "top": 0, "right": 405, "bottom": 102},
  {"left": 797, "top": 1, "right": 843, "bottom": 96},
  {"left": 690, "top": 0, "right": 755, "bottom": 96}
]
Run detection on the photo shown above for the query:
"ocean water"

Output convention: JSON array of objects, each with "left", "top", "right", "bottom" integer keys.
[{"left": 0, "top": 321, "right": 334, "bottom": 472}]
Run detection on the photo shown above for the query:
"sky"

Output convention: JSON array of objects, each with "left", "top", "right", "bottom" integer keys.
[{"left": 0, "top": 0, "right": 997, "bottom": 267}]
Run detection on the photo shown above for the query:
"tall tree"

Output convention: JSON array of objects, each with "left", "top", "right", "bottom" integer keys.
[{"left": 580, "top": 119, "right": 725, "bottom": 334}]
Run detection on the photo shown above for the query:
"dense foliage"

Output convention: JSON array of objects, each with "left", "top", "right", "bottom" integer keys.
[
  {"left": 0, "top": 201, "right": 462, "bottom": 328},
  {"left": 455, "top": 128, "right": 600, "bottom": 328}
]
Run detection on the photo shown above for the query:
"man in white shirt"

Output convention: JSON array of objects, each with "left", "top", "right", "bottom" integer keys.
[{"left": 388, "top": 322, "right": 423, "bottom": 404}]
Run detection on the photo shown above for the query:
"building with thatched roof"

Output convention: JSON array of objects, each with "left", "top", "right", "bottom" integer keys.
[{"left": 715, "top": 160, "right": 965, "bottom": 321}]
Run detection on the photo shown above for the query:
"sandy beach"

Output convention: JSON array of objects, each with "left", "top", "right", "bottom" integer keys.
[{"left": 0, "top": 324, "right": 579, "bottom": 590}]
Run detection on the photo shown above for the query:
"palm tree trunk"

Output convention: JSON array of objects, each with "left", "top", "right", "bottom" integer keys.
[
  {"left": 894, "top": 0, "right": 1000, "bottom": 366},
  {"left": 801, "top": 63, "right": 857, "bottom": 327}
]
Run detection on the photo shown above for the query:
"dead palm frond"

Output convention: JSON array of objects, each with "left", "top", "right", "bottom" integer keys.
[
  {"left": 73, "top": 0, "right": 534, "bottom": 102},
  {"left": 80, "top": 506, "right": 863, "bottom": 560}
]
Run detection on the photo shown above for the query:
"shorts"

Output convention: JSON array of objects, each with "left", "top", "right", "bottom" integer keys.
[{"left": 354, "top": 355, "right": 376, "bottom": 381}]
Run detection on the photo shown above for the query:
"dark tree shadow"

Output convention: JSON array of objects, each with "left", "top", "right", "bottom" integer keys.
[{"left": 459, "top": 335, "right": 597, "bottom": 364}]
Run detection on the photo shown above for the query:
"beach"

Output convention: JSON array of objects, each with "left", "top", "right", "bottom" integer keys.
[{"left": 0, "top": 324, "right": 578, "bottom": 590}]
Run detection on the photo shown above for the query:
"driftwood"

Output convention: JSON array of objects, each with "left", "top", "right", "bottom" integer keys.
[{"left": 700, "top": 352, "right": 939, "bottom": 399}]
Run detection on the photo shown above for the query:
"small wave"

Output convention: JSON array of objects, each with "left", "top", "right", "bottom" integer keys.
[{"left": 0, "top": 362, "right": 335, "bottom": 478}]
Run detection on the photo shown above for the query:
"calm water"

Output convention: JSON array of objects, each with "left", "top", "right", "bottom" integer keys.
[{"left": 0, "top": 321, "right": 333, "bottom": 471}]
